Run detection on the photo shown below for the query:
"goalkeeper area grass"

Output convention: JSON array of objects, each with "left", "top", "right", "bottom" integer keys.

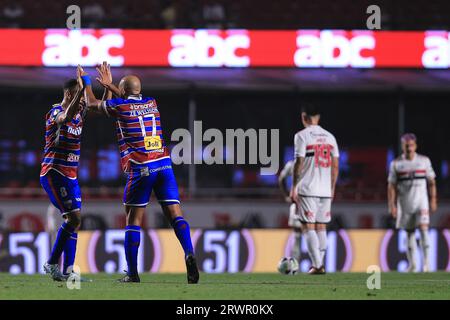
[{"left": 0, "top": 272, "right": 449, "bottom": 300}]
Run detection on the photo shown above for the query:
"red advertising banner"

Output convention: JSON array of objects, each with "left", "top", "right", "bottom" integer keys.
[{"left": 0, "top": 29, "right": 448, "bottom": 68}]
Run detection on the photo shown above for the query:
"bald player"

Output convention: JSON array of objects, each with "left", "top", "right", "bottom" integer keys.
[{"left": 81, "top": 63, "right": 199, "bottom": 283}]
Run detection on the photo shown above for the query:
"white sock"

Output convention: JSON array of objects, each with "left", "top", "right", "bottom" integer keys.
[
  {"left": 290, "top": 231, "right": 301, "bottom": 261},
  {"left": 317, "top": 230, "right": 327, "bottom": 267},
  {"left": 306, "top": 230, "right": 321, "bottom": 268},
  {"left": 419, "top": 229, "right": 430, "bottom": 269},
  {"left": 406, "top": 231, "right": 417, "bottom": 270}
]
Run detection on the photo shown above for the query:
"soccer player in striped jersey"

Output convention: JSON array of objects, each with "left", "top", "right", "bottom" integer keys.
[
  {"left": 388, "top": 133, "right": 437, "bottom": 272},
  {"left": 81, "top": 63, "right": 199, "bottom": 284},
  {"left": 290, "top": 104, "right": 339, "bottom": 275},
  {"left": 40, "top": 68, "right": 85, "bottom": 281}
]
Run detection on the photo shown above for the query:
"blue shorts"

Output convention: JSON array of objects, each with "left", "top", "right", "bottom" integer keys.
[
  {"left": 123, "top": 158, "right": 180, "bottom": 207},
  {"left": 40, "top": 169, "right": 82, "bottom": 215}
]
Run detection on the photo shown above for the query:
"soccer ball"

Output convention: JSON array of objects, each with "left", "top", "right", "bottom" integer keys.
[{"left": 277, "top": 257, "right": 299, "bottom": 275}]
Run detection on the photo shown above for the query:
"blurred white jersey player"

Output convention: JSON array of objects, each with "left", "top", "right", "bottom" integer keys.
[
  {"left": 278, "top": 160, "right": 303, "bottom": 262},
  {"left": 388, "top": 133, "right": 437, "bottom": 272},
  {"left": 290, "top": 104, "right": 339, "bottom": 274}
]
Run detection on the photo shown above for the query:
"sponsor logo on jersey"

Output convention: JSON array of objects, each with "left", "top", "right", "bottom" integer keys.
[
  {"left": 130, "top": 101, "right": 155, "bottom": 110},
  {"left": 68, "top": 126, "right": 82, "bottom": 136},
  {"left": 144, "top": 136, "right": 162, "bottom": 150}
]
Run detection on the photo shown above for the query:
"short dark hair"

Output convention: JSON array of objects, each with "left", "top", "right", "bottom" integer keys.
[
  {"left": 401, "top": 133, "right": 417, "bottom": 143},
  {"left": 301, "top": 103, "right": 320, "bottom": 117},
  {"left": 63, "top": 79, "right": 78, "bottom": 91}
]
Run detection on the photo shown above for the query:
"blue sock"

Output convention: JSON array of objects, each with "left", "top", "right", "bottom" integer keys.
[
  {"left": 63, "top": 232, "right": 78, "bottom": 275},
  {"left": 171, "top": 217, "right": 194, "bottom": 257},
  {"left": 48, "top": 222, "right": 75, "bottom": 265},
  {"left": 124, "top": 225, "right": 141, "bottom": 276}
]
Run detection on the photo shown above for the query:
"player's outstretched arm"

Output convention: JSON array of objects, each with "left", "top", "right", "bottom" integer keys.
[
  {"left": 101, "top": 87, "right": 113, "bottom": 101},
  {"left": 78, "top": 65, "right": 104, "bottom": 114},
  {"left": 99, "top": 62, "right": 114, "bottom": 101},
  {"left": 56, "top": 72, "right": 84, "bottom": 125},
  {"left": 96, "top": 61, "right": 121, "bottom": 97}
]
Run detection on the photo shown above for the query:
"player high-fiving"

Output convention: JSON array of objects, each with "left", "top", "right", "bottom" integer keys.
[
  {"left": 40, "top": 66, "right": 86, "bottom": 281},
  {"left": 79, "top": 63, "right": 199, "bottom": 284}
]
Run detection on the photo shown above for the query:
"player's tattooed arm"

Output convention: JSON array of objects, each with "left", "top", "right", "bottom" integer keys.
[
  {"left": 290, "top": 157, "right": 304, "bottom": 207},
  {"left": 56, "top": 71, "right": 84, "bottom": 124},
  {"left": 387, "top": 183, "right": 397, "bottom": 218},
  {"left": 331, "top": 157, "right": 339, "bottom": 199},
  {"left": 428, "top": 178, "right": 437, "bottom": 213}
]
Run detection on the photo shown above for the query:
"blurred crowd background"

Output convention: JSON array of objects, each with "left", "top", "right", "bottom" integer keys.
[{"left": 1, "top": 0, "right": 450, "bottom": 30}]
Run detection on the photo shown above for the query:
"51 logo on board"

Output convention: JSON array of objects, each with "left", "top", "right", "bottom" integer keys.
[
  {"left": 0, "top": 232, "right": 51, "bottom": 274},
  {"left": 380, "top": 229, "right": 450, "bottom": 272},
  {"left": 86, "top": 230, "right": 162, "bottom": 273},
  {"left": 192, "top": 229, "right": 255, "bottom": 273}
]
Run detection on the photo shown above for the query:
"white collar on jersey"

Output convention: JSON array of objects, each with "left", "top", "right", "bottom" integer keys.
[
  {"left": 402, "top": 153, "right": 417, "bottom": 161},
  {"left": 127, "top": 94, "right": 142, "bottom": 100}
]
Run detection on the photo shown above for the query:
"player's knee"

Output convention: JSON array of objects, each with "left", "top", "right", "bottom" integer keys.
[
  {"left": 125, "top": 206, "right": 145, "bottom": 226},
  {"left": 162, "top": 203, "right": 183, "bottom": 220},
  {"left": 126, "top": 213, "right": 143, "bottom": 226}
]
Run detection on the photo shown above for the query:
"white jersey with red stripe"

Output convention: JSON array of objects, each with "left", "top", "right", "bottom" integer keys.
[
  {"left": 294, "top": 125, "right": 339, "bottom": 198},
  {"left": 388, "top": 153, "right": 435, "bottom": 214}
]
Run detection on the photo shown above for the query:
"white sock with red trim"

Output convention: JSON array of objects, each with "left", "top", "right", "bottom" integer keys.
[
  {"left": 306, "top": 230, "right": 321, "bottom": 268},
  {"left": 290, "top": 231, "right": 301, "bottom": 262},
  {"left": 406, "top": 231, "right": 417, "bottom": 272},
  {"left": 317, "top": 230, "right": 327, "bottom": 267},
  {"left": 419, "top": 228, "right": 430, "bottom": 271}
]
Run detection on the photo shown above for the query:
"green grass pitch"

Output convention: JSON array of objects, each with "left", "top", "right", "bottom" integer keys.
[{"left": 0, "top": 272, "right": 449, "bottom": 300}]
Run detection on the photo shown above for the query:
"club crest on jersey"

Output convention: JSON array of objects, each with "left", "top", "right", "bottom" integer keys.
[
  {"left": 68, "top": 153, "right": 80, "bottom": 162},
  {"left": 140, "top": 167, "right": 150, "bottom": 176}
]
